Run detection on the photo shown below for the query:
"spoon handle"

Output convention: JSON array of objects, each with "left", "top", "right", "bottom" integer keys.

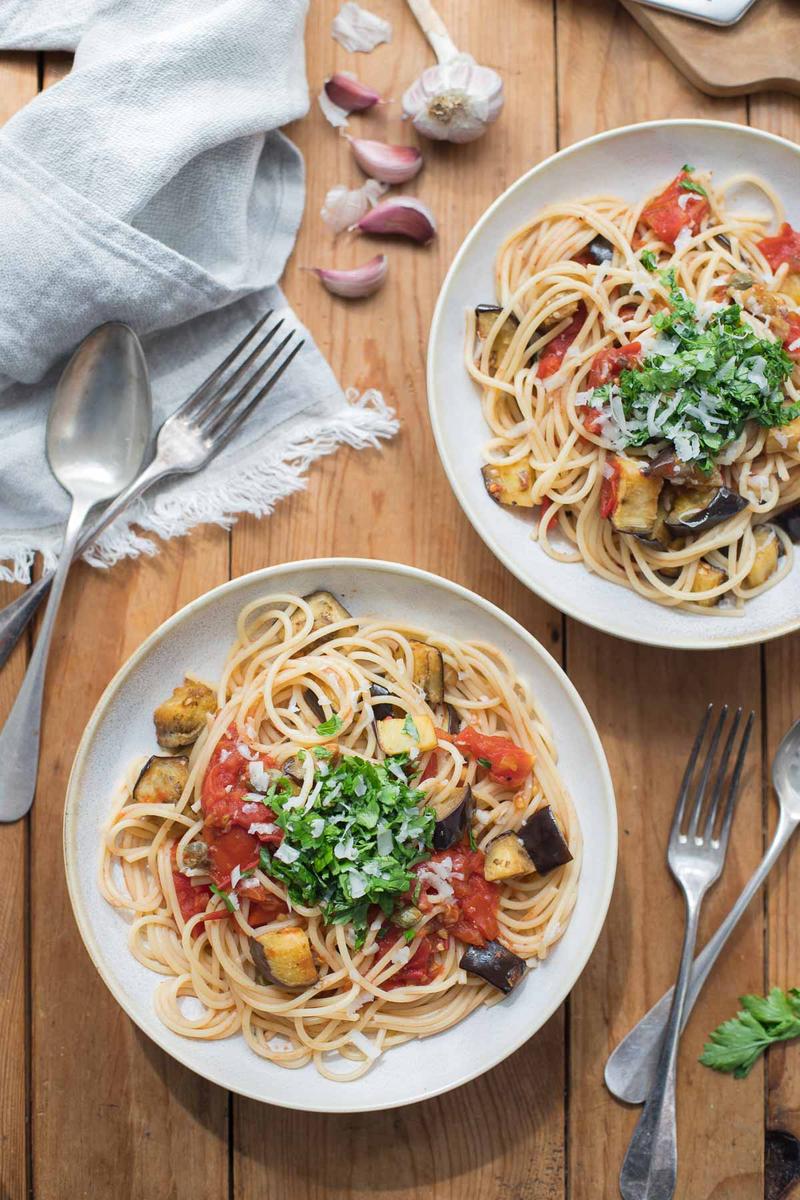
[
  {"left": 605, "top": 805, "right": 799, "bottom": 1105},
  {"left": 0, "top": 495, "right": 94, "bottom": 823}
]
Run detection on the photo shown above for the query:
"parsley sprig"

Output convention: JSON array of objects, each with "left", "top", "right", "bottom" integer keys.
[
  {"left": 701, "top": 987, "right": 800, "bottom": 1078},
  {"left": 265, "top": 754, "right": 435, "bottom": 944},
  {"left": 590, "top": 271, "right": 797, "bottom": 470}
]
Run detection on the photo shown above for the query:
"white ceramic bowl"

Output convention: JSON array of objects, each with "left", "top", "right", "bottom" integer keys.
[
  {"left": 64, "top": 558, "right": 616, "bottom": 1112},
  {"left": 428, "top": 119, "right": 800, "bottom": 650}
]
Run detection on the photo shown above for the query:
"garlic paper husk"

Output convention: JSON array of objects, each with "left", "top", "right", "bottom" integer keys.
[
  {"left": 321, "top": 179, "right": 388, "bottom": 234},
  {"left": 331, "top": 2, "right": 392, "bottom": 53},
  {"left": 347, "top": 136, "right": 423, "bottom": 185},
  {"left": 402, "top": 53, "right": 504, "bottom": 144},
  {"left": 312, "top": 254, "right": 388, "bottom": 299},
  {"left": 318, "top": 87, "right": 351, "bottom": 129}
]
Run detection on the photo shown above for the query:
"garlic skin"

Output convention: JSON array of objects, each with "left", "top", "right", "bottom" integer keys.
[
  {"left": 347, "top": 136, "right": 423, "bottom": 185},
  {"left": 318, "top": 88, "right": 350, "bottom": 130},
  {"left": 402, "top": 54, "right": 504, "bottom": 144},
  {"left": 312, "top": 255, "right": 389, "bottom": 299},
  {"left": 354, "top": 197, "right": 436, "bottom": 245},
  {"left": 321, "top": 179, "right": 387, "bottom": 235},
  {"left": 325, "top": 73, "right": 382, "bottom": 113},
  {"left": 331, "top": 2, "right": 392, "bottom": 53}
]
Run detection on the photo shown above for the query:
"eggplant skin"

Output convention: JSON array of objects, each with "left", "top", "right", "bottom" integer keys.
[
  {"left": 370, "top": 683, "right": 395, "bottom": 721},
  {"left": 154, "top": 679, "right": 217, "bottom": 749},
  {"left": 776, "top": 504, "right": 800, "bottom": 542},
  {"left": 475, "top": 305, "right": 519, "bottom": 375},
  {"left": 133, "top": 754, "right": 189, "bottom": 804},
  {"left": 587, "top": 235, "right": 614, "bottom": 265},
  {"left": 409, "top": 641, "right": 445, "bottom": 704},
  {"left": 250, "top": 928, "right": 318, "bottom": 988},
  {"left": 433, "top": 785, "right": 473, "bottom": 852},
  {"left": 459, "top": 940, "right": 526, "bottom": 994},
  {"left": 665, "top": 485, "right": 748, "bottom": 534},
  {"left": 483, "top": 831, "right": 535, "bottom": 881},
  {"left": 518, "top": 806, "right": 573, "bottom": 874},
  {"left": 289, "top": 590, "right": 355, "bottom": 642}
]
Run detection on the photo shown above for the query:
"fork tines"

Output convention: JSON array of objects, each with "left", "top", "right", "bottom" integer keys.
[{"left": 671, "top": 704, "right": 755, "bottom": 847}]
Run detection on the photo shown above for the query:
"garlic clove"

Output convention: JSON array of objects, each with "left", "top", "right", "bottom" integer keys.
[
  {"left": 331, "top": 2, "right": 392, "bottom": 53},
  {"left": 347, "top": 136, "right": 423, "bottom": 185},
  {"left": 321, "top": 179, "right": 388, "bottom": 234},
  {"left": 402, "top": 55, "right": 504, "bottom": 144},
  {"left": 324, "top": 73, "right": 382, "bottom": 113},
  {"left": 354, "top": 197, "right": 436, "bottom": 245},
  {"left": 318, "top": 88, "right": 351, "bottom": 129},
  {"left": 311, "top": 255, "right": 389, "bottom": 299}
]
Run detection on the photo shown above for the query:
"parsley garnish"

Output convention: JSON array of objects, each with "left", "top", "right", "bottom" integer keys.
[
  {"left": 590, "top": 272, "right": 797, "bottom": 470},
  {"left": 640, "top": 250, "right": 658, "bottom": 272},
  {"left": 403, "top": 928, "right": 416, "bottom": 943},
  {"left": 682, "top": 162, "right": 695, "bottom": 173},
  {"left": 700, "top": 988, "right": 800, "bottom": 1078},
  {"left": 316, "top": 713, "right": 343, "bottom": 736},
  {"left": 679, "top": 179, "right": 708, "bottom": 199},
  {"left": 477, "top": 757, "right": 492, "bottom": 769},
  {"left": 258, "top": 846, "right": 272, "bottom": 872},
  {"left": 263, "top": 755, "right": 435, "bottom": 942},
  {"left": 402, "top": 715, "right": 420, "bottom": 742},
  {"left": 209, "top": 882, "right": 236, "bottom": 913},
  {"left": 468, "top": 827, "right": 478, "bottom": 852}
]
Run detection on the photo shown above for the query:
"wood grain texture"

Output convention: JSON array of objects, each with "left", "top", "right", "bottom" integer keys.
[{"left": 622, "top": 0, "right": 800, "bottom": 99}]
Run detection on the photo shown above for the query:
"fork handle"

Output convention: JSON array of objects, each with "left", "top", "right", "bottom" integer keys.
[
  {"left": 0, "top": 457, "right": 169, "bottom": 675},
  {"left": 606, "top": 806, "right": 799, "bottom": 1105},
  {"left": 619, "top": 893, "right": 703, "bottom": 1200}
]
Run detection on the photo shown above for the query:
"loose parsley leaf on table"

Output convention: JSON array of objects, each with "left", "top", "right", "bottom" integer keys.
[{"left": 700, "top": 987, "right": 800, "bottom": 1078}]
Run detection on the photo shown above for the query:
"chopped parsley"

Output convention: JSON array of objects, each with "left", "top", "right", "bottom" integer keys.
[
  {"left": 403, "top": 928, "right": 416, "bottom": 943},
  {"left": 679, "top": 179, "right": 708, "bottom": 199},
  {"left": 476, "top": 756, "right": 492, "bottom": 769},
  {"left": 402, "top": 715, "right": 420, "bottom": 742},
  {"left": 701, "top": 987, "right": 800, "bottom": 1078},
  {"left": 640, "top": 250, "right": 658, "bottom": 272},
  {"left": 209, "top": 882, "right": 236, "bottom": 913},
  {"left": 588, "top": 271, "right": 798, "bottom": 471},
  {"left": 263, "top": 755, "right": 435, "bottom": 942},
  {"left": 316, "top": 713, "right": 343, "bottom": 736}
]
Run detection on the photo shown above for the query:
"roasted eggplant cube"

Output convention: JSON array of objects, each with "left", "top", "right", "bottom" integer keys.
[
  {"left": 608, "top": 455, "right": 663, "bottom": 537},
  {"left": 133, "top": 754, "right": 190, "bottom": 804},
  {"left": 460, "top": 940, "right": 526, "bottom": 994},
  {"left": 767, "top": 416, "right": 800, "bottom": 454},
  {"left": 251, "top": 928, "right": 318, "bottom": 988},
  {"left": 689, "top": 561, "right": 727, "bottom": 606},
  {"left": 586, "top": 235, "right": 614, "bottom": 265},
  {"left": 433, "top": 785, "right": 473, "bottom": 852},
  {"left": 484, "top": 831, "right": 535, "bottom": 881},
  {"left": 518, "top": 806, "right": 573, "bottom": 874},
  {"left": 475, "top": 305, "right": 519, "bottom": 375},
  {"left": 409, "top": 641, "right": 445, "bottom": 704},
  {"left": 665, "top": 485, "right": 748, "bottom": 534},
  {"left": 369, "top": 683, "right": 396, "bottom": 721},
  {"left": 745, "top": 526, "right": 779, "bottom": 589},
  {"left": 154, "top": 679, "right": 217, "bottom": 750},
  {"left": 289, "top": 590, "right": 355, "bottom": 641},
  {"left": 634, "top": 500, "right": 674, "bottom": 551},
  {"left": 481, "top": 461, "right": 535, "bottom": 508},
  {"left": 377, "top": 714, "right": 437, "bottom": 755},
  {"left": 775, "top": 504, "right": 800, "bottom": 542}
]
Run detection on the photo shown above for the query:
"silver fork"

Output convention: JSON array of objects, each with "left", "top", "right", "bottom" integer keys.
[
  {"left": 619, "top": 703, "right": 753, "bottom": 1200},
  {"left": 0, "top": 313, "right": 303, "bottom": 673}
]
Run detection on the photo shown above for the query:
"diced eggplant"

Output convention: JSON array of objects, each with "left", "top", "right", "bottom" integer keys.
[
  {"left": 475, "top": 305, "right": 519, "bottom": 375},
  {"left": 281, "top": 756, "right": 306, "bottom": 785},
  {"left": 133, "top": 754, "right": 190, "bottom": 804},
  {"left": 518, "top": 806, "right": 573, "bottom": 874},
  {"left": 483, "top": 831, "right": 535, "bottom": 881},
  {"left": 690, "top": 560, "right": 727, "bottom": 606},
  {"left": 289, "top": 590, "right": 355, "bottom": 641},
  {"left": 767, "top": 416, "right": 800, "bottom": 454},
  {"left": 182, "top": 840, "right": 209, "bottom": 870},
  {"left": 369, "top": 683, "right": 396, "bottom": 721},
  {"left": 250, "top": 927, "right": 318, "bottom": 988},
  {"left": 665, "top": 485, "right": 748, "bottom": 533},
  {"left": 391, "top": 905, "right": 422, "bottom": 930},
  {"left": 633, "top": 500, "right": 674, "bottom": 551},
  {"left": 715, "top": 233, "right": 733, "bottom": 252},
  {"left": 586, "top": 235, "right": 614, "bottom": 265},
  {"left": 410, "top": 641, "right": 444, "bottom": 704},
  {"left": 459, "top": 940, "right": 526, "bottom": 994},
  {"left": 607, "top": 454, "right": 663, "bottom": 537},
  {"left": 744, "top": 526, "right": 779, "bottom": 589},
  {"left": 302, "top": 688, "right": 326, "bottom": 723},
  {"left": 377, "top": 714, "right": 437, "bottom": 755},
  {"left": 433, "top": 785, "right": 473, "bottom": 852},
  {"left": 154, "top": 679, "right": 217, "bottom": 749},
  {"left": 481, "top": 461, "right": 535, "bottom": 508},
  {"left": 775, "top": 504, "right": 800, "bottom": 541},
  {"left": 446, "top": 703, "right": 461, "bottom": 736},
  {"left": 646, "top": 449, "right": 722, "bottom": 488}
]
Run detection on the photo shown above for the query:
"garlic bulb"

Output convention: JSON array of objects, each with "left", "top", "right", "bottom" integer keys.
[
  {"left": 312, "top": 255, "right": 388, "bottom": 299},
  {"left": 321, "top": 179, "right": 387, "bottom": 235},
  {"left": 402, "top": 0, "right": 504, "bottom": 144}
]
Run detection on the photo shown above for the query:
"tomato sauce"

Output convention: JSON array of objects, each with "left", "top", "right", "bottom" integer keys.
[
  {"left": 201, "top": 728, "right": 283, "bottom": 885},
  {"left": 783, "top": 312, "right": 800, "bottom": 362},
  {"left": 449, "top": 725, "right": 534, "bottom": 789},
  {"left": 599, "top": 458, "right": 620, "bottom": 519},
  {"left": 587, "top": 341, "right": 642, "bottom": 388},
  {"left": 537, "top": 303, "right": 586, "bottom": 379},
  {"left": 417, "top": 844, "right": 500, "bottom": 947},
  {"left": 380, "top": 927, "right": 440, "bottom": 989},
  {"left": 757, "top": 223, "right": 800, "bottom": 274}
]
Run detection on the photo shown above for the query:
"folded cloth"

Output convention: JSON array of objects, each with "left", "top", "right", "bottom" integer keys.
[{"left": 0, "top": 0, "right": 398, "bottom": 583}]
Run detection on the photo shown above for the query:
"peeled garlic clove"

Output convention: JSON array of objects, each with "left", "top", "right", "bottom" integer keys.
[
  {"left": 354, "top": 197, "right": 436, "bottom": 245},
  {"left": 312, "top": 255, "right": 389, "bottom": 299},
  {"left": 321, "top": 179, "right": 388, "bottom": 234},
  {"left": 324, "top": 73, "right": 382, "bottom": 113},
  {"left": 347, "top": 136, "right": 423, "bottom": 185},
  {"left": 402, "top": 55, "right": 504, "bottom": 144}
]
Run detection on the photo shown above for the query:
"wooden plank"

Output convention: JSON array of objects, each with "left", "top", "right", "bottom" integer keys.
[
  {"left": 232, "top": 2, "right": 565, "bottom": 1197},
  {"left": 27, "top": 56, "right": 231, "bottom": 1200},
  {"left": 0, "top": 50, "right": 42, "bottom": 1200},
  {"left": 556, "top": 4, "right": 765, "bottom": 1198},
  {"left": 749, "top": 92, "right": 800, "bottom": 1198}
]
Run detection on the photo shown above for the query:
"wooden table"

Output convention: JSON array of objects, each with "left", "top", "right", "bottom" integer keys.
[{"left": 1, "top": 2, "right": 798, "bottom": 1197}]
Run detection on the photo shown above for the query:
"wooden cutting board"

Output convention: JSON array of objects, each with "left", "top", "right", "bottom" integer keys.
[{"left": 621, "top": 0, "right": 800, "bottom": 97}]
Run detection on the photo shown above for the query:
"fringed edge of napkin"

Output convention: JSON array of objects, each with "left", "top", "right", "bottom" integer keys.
[{"left": 0, "top": 388, "right": 399, "bottom": 584}]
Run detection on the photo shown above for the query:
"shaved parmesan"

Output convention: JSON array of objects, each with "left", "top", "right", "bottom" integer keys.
[
  {"left": 248, "top": 822, "right": 278, "bottom": 836},
  {"left": 274, "top": 842, "right": 300, "bottom": 865}
]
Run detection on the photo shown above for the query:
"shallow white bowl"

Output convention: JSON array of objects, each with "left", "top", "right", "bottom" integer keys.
[
  {"left": 428, "top": 119, "right": 800, "bottom": 650},
  {"left": 64, "top": 558, "right": 616, "bottom": 1113}
]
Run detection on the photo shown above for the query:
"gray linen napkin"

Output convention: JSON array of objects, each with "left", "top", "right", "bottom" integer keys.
[{"left": 0, "top": 0, "right": 397, "bottom": 582}]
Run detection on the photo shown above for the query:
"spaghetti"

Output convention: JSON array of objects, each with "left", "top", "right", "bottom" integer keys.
[
  {"left": 468, "top": 165, "right": 800, "bottom": 613},
  {"left": 99, "top": 590, "right": 580, "bottom": 1080}
]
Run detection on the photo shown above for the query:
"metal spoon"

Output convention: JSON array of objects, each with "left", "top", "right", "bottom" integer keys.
[
  {"left": 605, "top": 716, "right": 800, "bottom": 1106},
  {"left": 0, "top": 324, "right": 151, "bottom": 823}
]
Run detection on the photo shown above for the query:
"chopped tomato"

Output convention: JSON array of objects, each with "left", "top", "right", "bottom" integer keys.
[
  {"left": 538, "top": 495, "right": 557, "bottom": 529},
  {"left": 420, "top": 752, "right": 439, "bottom": 782},
  {"left": 416, "top": 845, "right": 499, "bottom": 947},
  {"left": 380, "top": 928, "right": 440, "bottom": 989},
  {"left": 587, "top": 342, "right": 642, "bottom": 388},
  {"left": 537, "top": 303, "right": 586, "bottom": 379},
  {"left": 243, "top": 885, "right": 289, "bottom": 927},
  {"left": 451, "top": 725, "right": 534, "bottom": 789},
  {"left": 201, "top": 729, "right": 282, "bottom": 885},
  {"left": 576, "top": 404, "right": 604, "bottom": 435},
  {"left": 757, "top": 223, "right": 800, "bottom": 274},
  {"left": 641, "top": 171, "right": 709, "bottom": 247},
  {"left": 172, "top": 868, "right": 211, "bottom": 924},
  {"left": 783, "top": 312, "right": 800, "bottom": 361},
  {"left": 599, "top": 457, "right": 621, "bottom": 519}
]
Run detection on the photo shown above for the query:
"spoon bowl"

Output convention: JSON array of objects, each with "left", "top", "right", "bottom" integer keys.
[{"left": 772, "top": 718, "right": 800, "bottom": 818}]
